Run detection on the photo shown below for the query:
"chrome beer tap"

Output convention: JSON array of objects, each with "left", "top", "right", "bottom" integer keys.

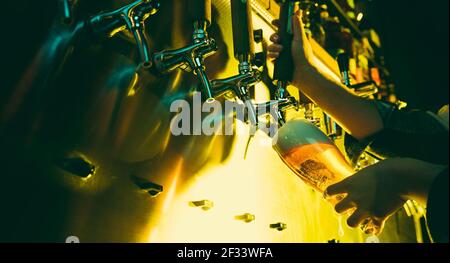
[
  {"left": 271, "top": 0, "right": 320, "bottom": 126},
  {"left": 210, "top": 0, "right": 262, "bottom": 126},
  {"left": 296, "top": 0, "right": 322, "bottom": 126},
  {"left": 271, "top": 0, "right": 302, "bottom": 126},
  {"left": 87, "top": 0, "right": 160, "bottom": 65},
  {"left": 152, "top": 0, "right": 218, "bottom": 102},
  {"left": 321, "top": 52, "right": 378, "bottom": 139}
]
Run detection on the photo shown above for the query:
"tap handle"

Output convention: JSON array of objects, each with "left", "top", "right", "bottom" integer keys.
[
  {"left": 273, "top": 0, "right": 297, "bottom": 83},
  {"left": 337, "top": 52, "right": 350, "bottom": 73},
  {"left": 60, "top": 0, "right": 77, "bottom": 24},
  {"left": 336, "top": 51, "right": 351, "bottom": 86},
  {"left": 188, "top": 0, "right": 212, "bottom": 26},
  {"left": 231, "top": 0, "right": 254, "bottom": 61},
  {"left": 88, "top": 0, "right": 159, "bottom": 37}
]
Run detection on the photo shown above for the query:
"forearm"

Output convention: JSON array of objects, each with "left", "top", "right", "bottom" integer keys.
[{"left": 293, "top": 64, "right": 384, "bottom": 141}]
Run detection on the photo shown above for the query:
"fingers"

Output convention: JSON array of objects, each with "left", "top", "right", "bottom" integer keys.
[
  {"left": 335, "top": 197, "right": 356, "bottom": 214},
  {"left": 270, "top": 33, "right": 280, "bottom": 43},
  {"left": 325, "top": 180, "right": 349, "bottom": 197},
  {"left": 267, "top": 51, "right": 280, "bottom": 60},
  {"left": 267, "top": 41, "right": 283, "bottom": 59},
  {"left": 347, "top": 209, "right": 369, "bottom": 228},
  {"left": 268, "top": 44, "right": 283, "bottom": 53}
]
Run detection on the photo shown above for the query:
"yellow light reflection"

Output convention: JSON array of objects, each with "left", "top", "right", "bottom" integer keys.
[
  {"left": 145, "top": 7, "right": 365, "bottom": 244},
  {"left": 162, "top": 159, "right": 183, "bottom": 214},
  {"left": 147, "top": 121, "right": 364, "bottom": 243}
]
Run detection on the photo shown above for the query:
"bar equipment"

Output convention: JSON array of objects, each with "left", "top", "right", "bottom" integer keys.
[
  {"left": 210, "top": 0, "right": 262, "bottom": 127},
  {"left": 87, "top": 0, "right": 161, "bottom": 65},
  {"left": 151, "top": 0, "right": 218, "bottom": 102},
  {"left": 271, "top": 0, "right": 302, "bottom": 126},
  {"left": 336, "top": 52, "right": 379, "bottom": 98}
]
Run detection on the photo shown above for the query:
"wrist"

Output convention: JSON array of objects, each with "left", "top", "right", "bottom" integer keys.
[
  {"left": 389, "top": 158, "right": 445, "bottom": 205},
  {"left": 383, "top": 158, "right": 415, "bottom": 200}
]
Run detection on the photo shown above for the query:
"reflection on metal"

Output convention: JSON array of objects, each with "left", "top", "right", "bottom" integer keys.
[
  {"left": 55, "top": 153, "right": 96, "bottom": 179},
  {"left": 210, "top": 0, "right": 261, "bottom": 129},
  {"left": 0, "top": 0, "right": 419, "bottom": 243},
  {"left": 126, "top": 63, "right": 159, "bottom": 97},
  {"left": 270, "top": 222, "right": 287, "bottom": 231},
  {"left": 189, "top": 200, "right": 215, "bottom": 211},
  {"left": 152, "top": 0, "right": 218, "bottom": 102},
  {"left": 303, "top": 103, "right": 321, "bottom": 127},
  {"left": 355, "top": 153, "right": 371, "bottom": 171},
  {"left": 235, "top": 213, "right": 256, "bottom": 223},
  {"left": 88, "top": 0, "right": 160, "bottom": 64},
  {"left": 324, "top": 113, "right": 342, "bottom": 140},
  {"left": 132, "top": 176, "right": 164, "bottom": 197},
  {"left": 404, "top": 200, "right": 426, "bottom": 243}
]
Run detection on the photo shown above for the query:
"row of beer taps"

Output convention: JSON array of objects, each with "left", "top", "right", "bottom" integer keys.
[
  {"left": 58, "top": 0, "right": 377, "bottom": 135},
  {"left": 57, "top": 0, "right": 303, "bottom": 131}
]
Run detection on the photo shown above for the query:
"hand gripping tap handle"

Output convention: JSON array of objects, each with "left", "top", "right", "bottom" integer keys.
[
  {"left": 231, "top": 0, "right": 254, "bottom": 61},
  {"left": 273, "top": 0, "right": 298, "bottom": 84}
]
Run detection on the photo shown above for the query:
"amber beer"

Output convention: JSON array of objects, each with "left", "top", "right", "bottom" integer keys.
[
  {"left": 274, "top": 119, "right": 353, "bottom": 193},
  {"left": 274, "top": 119, "right": 379, "bottom": 234},
  {"left": 280, "top": 143, "right": 354, "bottom": 195}
]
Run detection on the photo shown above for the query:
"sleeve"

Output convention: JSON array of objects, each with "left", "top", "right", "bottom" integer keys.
[
  {"left": 426, "top": 167, "right": 449, "bottom": 243},
  {"left": 345, "top": 101, "right": 449, "bottom": 165}
]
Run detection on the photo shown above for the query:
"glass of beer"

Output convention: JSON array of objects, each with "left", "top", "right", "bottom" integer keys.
[{"left": 273, "top": 119, "right": 381, "bottom": 235}]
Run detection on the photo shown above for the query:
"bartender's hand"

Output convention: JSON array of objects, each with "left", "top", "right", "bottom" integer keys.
[
  {"left": 268, "top": 10, "right": 386, "bottom": 141},
  {"left": 325, "top": 158, "right": 445, "bottom": 234},
  {"left": 268, "top": 10, "right": 316, "bottom": 85}
]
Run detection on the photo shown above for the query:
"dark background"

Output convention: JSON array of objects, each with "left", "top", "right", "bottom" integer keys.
[
  {"left": 363, "top": 0, "right": 449, "bottom": 111},
  {"left": 1, "top": 0, "right": 449, "bottom": 111}
]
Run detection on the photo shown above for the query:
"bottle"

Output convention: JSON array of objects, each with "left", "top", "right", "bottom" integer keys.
[{"left": 273, "top": 119, "right": 381, "bottom": 235}]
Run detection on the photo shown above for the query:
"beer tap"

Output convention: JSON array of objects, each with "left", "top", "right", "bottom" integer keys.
[
  {"left": 271, "top": 0, "right": 321, "bottom": 126},
  {"left": 152, "top": 0, "right": 218, "bottom": 102},
  {"left": 322, "top": 53, "right": 380, "bottom": 139},
  {"left": 336, "top": 52, "right": 379, "bottom": 98},
  {"left": 87, "top": 0, "right": 160, "bottom": 65},
  {"left": 299, "top": 1, "right": 322, "bottom": 126},
  {"left": 210, "top": 0, "right": 262, "bottom": 126},
  {"left": 271, "top": 0, "right": 301, "bottom": 126}
]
